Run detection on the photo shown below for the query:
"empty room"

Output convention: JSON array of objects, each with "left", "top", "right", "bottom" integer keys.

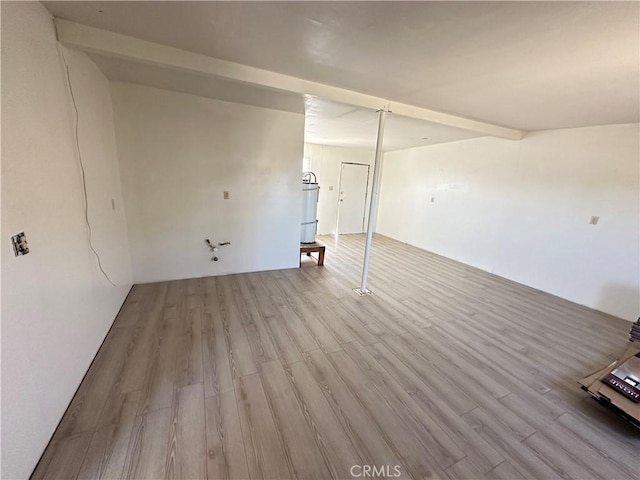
[{"left": 2, "top": 1, "right": 639, "bottom": 479}]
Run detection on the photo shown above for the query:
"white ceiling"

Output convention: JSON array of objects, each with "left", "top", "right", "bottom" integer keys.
[
  {"left": 304, "top": 96, "right": 481, "bottom": 151},
  {"left": 44, "top": 1, "right": 639, "bottom": 140},
  {"left": 91, "top": 52, "right": 480, "bottom": 151}
]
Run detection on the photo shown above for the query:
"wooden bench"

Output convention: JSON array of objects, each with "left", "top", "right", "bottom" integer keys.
[{"left": 300, "top": 241, "right": 325, "bottom": 267}]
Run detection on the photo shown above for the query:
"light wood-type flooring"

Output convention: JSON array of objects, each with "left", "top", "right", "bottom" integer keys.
[{"left": 33, "top": 234, "right": 639, "bottom": 480}]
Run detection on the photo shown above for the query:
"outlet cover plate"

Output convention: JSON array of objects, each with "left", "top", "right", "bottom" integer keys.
[{"left": 11, "top": 232, "right": 29, "bottom": 256}]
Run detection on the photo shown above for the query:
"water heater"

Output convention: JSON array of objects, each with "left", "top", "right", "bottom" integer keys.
[{"left": 301, "top": 172, "right": 320, "bottom": 244}]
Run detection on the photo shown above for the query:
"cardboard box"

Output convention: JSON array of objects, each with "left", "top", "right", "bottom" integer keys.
[{"left": 578, "top": 342, "right": 640, "bottom": 427}]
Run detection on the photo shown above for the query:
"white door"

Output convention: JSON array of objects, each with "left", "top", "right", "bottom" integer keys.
[{"left": 337, "top": 163, "right": 370, "bottom": 234}]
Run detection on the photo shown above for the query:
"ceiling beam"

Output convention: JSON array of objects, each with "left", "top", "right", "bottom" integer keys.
[{"left": 55, "top": 19, "right": 525, "bottom": 141}]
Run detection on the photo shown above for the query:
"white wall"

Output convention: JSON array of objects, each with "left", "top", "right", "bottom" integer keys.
[
  {"left": 378, "top": 124, "right": 640, "bottom": 321},
  {"left": 304, "top": 143, "right": 375, "bottom": 234},
  {"left": 111, "top": 82, "right": 304, "bottom": 283},
  {"left": 1, "top": 3, "right": 133, "bottom": 478}
]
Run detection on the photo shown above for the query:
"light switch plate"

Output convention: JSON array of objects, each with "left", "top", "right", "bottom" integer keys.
[
  {"left": 223, "top": 191, "right": 230, "bottom": 200},
  {"left": 589, "top": 216, "right": 599, "bottom": 225}
]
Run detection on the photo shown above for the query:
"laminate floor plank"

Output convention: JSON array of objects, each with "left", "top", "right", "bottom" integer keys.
[
  {"left": 522, "top": 431, "right": 597, "bottom": 480},
  {"left": 556, "top": 412, "right": 640, "bottom": 477},
  {"left": 232, "top": 275, "right": 279, "bottom": 364},
  {"left": 302, "top": 349, "right": 411, "bottom": 478},
  {"left": 271, "top": 300, "right": 320, "bottom": 353},
  {"left": 254, "top": 270, "right": 288, "bottom": 300},
  {"left": 256, "top": 298, "right": 306, "bottom": 365},
  {"left": 533, "top": 420, "right": 633, "bottom": 480},
  {"left": 202, "top": 312, "right": 235, "bottom": 397},
  {"left": 445, "top": 457, "right": 488, "bottom": 480},
  {"left": 287, "top": 360, "right": 364, "bottom": 478},
  {"left": 430, "top": 323, "right": 555, "bottom": 397},
  {"left": 137, "top": 313, "right": 180, "bottom": 416},
  {"left": 328, "top": 349, "right": 449, "bottom": 479},
  {"left": 234, "top": 373, "right": 293, "bottom": 480},
  {"left": 406, "top": 331, "right": 511, "bottom": 401},
  {"left": 381, "top": 333, "right": 478, "bottom": 415},
  {"left": 122, "top": 407, "right": 172, "bottom": 480},
  {"left": 36, "top": 233, "right": 637, "bottom": 480},
  {"left": 32, "top": 431, "right": 93, "bottom": 480},
  {"left": 498, "top": 392, "right": 564, "bottom": 431},
  {"left": 205, "top": 391, "right": 250, "bottom": 480},
  {"left": 163, "top": 280, "right": 187, "bottom": 320},
  {"left": 301, "top": 292, "right": 357, "bottom": 344},
  {"left": 284, "top": 294, "right": 343, "bottom": 354},
  {"left": 118, "top": 283, "right": 169, "bottom": 394},
  {"left": 216, "top": 277, "right": 258, "bottom": 378},
  {"left": 366, "top": 342, "right": 505, "bottom": 475},
  {"left": 167, "top": 383, "right": 207, "bottom": 480},
  {"left": 55, "top": 283, "right": 165, "bottom": 439},
  {"left": 461, "top": 407, "right": 561, "bottom": 480},
  {"left": 54, "top": 324, "right": 137, "bottom": 438},
  {"left": 258, "top": 360, "right": 333, "bottom": 479},
  {"left": 307, "top": 295, "right": 378, "bottom": 346},
  {"left": 297, "top": 265, "right": 348, "bottom": 300},
  {"left": 485, "top": 460, "right": 527, "bottom": 480},
  {"left": 77, "top": 390, "right": 141, "bottom": 480},
  {"left": 342, "top": 341, "right": 465, "bottom": 469},
  {"left": 174, "top": 306, "right": 204, "bottom": 390},
  {"left": 114, "top": 295, "right": 143, "bottom": 330}
]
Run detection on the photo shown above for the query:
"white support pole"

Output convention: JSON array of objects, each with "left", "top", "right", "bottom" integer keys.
[{"left": 354, "top": 109, "right": 387, "bottom": 296}]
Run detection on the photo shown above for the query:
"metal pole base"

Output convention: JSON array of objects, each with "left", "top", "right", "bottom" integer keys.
[{"left": 353, "top": 288, "right": 373, "bottom": 296}]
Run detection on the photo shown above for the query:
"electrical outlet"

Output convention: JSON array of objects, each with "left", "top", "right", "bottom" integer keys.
[
  {"left": 430, "top": 197, "right": 435, "bottom": 203},
  {"left": 11, "top": 232, "right": 29, "bottom": 256},
  {"left": 589, "top": 216, "right": 600, "bottom": 225},
  {"left": 329, "top": 186, "right": 334, "bottom": 191},
  {"left": 223, "top": 191, "right": 230, "bottom": 200}
]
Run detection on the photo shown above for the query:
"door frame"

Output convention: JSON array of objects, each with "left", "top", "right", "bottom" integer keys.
[{"left": 336, "top": 162, "right": 371, "bottom": 235}]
